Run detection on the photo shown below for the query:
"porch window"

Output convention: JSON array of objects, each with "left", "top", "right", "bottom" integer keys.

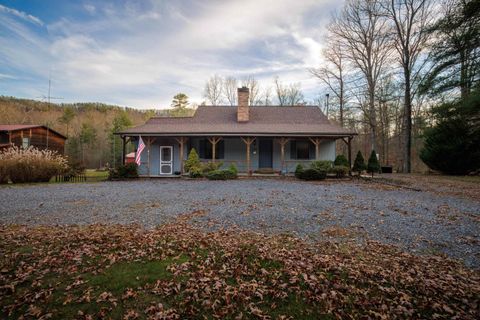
[
  {"left": 290, "top": 140, "right": 314, "bottom": 160},
  {"left": 194, "top": 138, "right": 224, "bottom": 160}
]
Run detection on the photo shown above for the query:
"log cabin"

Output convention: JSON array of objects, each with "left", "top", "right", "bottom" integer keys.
[{"left": 0, "top": 125, "right": 67, "bottom": 154}]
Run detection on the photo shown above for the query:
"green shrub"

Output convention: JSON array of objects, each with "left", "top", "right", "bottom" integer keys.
[
  {"left": 108, "top": 163, "right": 139, "bottom": 180},
  {"left": 188, "top": 166, "right": 203, "bottom": 178},
  {"left": 294, "top": 164, "right": 304, "bottom": 178},
  {"left": 0, "top": 146, "right": 68, "bottom": 183},
  {"left": 334, "top": 154, "right": 349, "bottom": 167},
  {"left": 367, "top": 150, "right": 380, "bottom": 176},
  {"left": 311, "top": 160, "right": 333, "bottom": 171},
  {"left": 206, "top": 170, "right": 229, "bottom": 180},
  {"left": 201, "top": 161, "right": 223, "bottom": 174},
  {"left": 352, "top": 151, "right": 366, "bottom": 174},
  {"left": 226, "top": 164, "right": 238, "bottom": 179},
  {"left": 300, "top": 168, "right": 327, "bottom": 180},
  {"left": 184, "top": 149, "right": 200, "bottom": 173},
  {"left": 329, "top": 165, "right": 349, "bottom": 178}
]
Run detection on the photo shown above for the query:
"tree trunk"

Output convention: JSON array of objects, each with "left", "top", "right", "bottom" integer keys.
[{"left": 403, "top": 66, "right": 412, "bottom": 173}]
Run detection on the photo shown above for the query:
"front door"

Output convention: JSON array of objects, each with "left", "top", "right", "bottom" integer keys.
[
  {"left": 258, "top": 139, "right": 273, "bottom": 168},
  {"left": 160, "top": 146, "right": 173, "bottom": 175}
]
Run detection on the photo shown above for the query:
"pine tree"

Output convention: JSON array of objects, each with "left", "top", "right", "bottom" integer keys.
[
  {"left": 367, "top": 150, "right": 380, "bottom": 177},
  {"left": 170, "top": 93, "right": 190, "bottom": 116},
  {"left": 334, "top": 154, "right": 349, "bottom": 167},
  {"left": 352, "top": 151, "right": 366, "bottom": 175}
]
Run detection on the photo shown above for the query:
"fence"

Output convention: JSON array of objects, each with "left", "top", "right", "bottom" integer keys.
[{"left": 54, "top": 174, "right": 87, "bottom": 183}]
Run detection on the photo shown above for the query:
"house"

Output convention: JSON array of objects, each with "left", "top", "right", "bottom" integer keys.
[
  {"left": 0, "top": 124, "right": 67, "bottom": 154},
  {"left": 117, "top": 87, "right": 356, "bottom": 176}
]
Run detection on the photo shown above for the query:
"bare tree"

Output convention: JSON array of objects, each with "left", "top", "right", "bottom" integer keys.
[
  {"left": 382, "top": 0, "right": 432, "bottom": 173},
  {"left": 242, "top": 76, "right": 261, "bottom": 105},
  {"left": 223, "top": 76, "right": 238, "bottom": 106},
  {"left": 274, "top": 77, "right": 304, "bottom": 106},
  {"left": 203, "top": 75, "right": 224, "bottom": 105},
  {"left": 330, "top": 0, "right": 393, "bottom": 151},
  {"left": 310, "top": 36, "right": 349, "bottom": 127}
]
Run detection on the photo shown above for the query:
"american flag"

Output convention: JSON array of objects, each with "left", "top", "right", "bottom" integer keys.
[{"left": 135, "top": 136, "right": 145, "bottom": 165}]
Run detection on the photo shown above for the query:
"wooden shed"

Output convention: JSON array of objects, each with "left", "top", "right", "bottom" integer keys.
[{"left": 0, "top": 125, "right": 67, "bottom": 154}]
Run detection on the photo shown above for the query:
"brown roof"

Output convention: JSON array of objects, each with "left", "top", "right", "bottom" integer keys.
[
  {"left": 0, "top": 124, "right": 67, "bottom": 139},
  {"left": 119, "top": 106, "right": 356, "bottom": 137}
]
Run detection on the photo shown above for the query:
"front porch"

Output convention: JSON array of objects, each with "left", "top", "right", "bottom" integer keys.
[{"left": 120, "top": 135, "right": 353, "bottom": 177}]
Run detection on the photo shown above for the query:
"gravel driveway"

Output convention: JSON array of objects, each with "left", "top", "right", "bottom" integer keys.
[{"left": 1, "top": 179, "right": 479, "bottom": 268}]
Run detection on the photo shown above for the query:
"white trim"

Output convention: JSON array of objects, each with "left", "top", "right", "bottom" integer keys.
[{"left": 159, "top": 146, "right": 173, "bottom": 175}]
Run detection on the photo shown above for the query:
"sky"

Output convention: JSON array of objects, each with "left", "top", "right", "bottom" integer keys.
[{"left": 0, "top": 0, "right": 344, "bottom": 109}]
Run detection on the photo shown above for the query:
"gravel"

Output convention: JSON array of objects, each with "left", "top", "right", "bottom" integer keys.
[{"left": 1, "top": 179, "right": 479, "bottom": 268}]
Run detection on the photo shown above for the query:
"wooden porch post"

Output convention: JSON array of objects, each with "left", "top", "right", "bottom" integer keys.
[
  {"left": 241, "top": 137, "right": 256, "bottom": 176},
  {"left": 175, "top": 137, "right": 188, "bottom": 174},
  {"left": 278, "top": 138, "right": 289, "bottom": 173},
  {"left": 121, "top": 136, "right": 126, "bottom": 165},
  {"left": 309, "top": 137, "right": 321, "bottom": 160},
  {"left": 208, "top": 137, "right": 222, "bottom": 162},
  {"left": 348, "top": 136, "right": 352, "bottom": 174}
]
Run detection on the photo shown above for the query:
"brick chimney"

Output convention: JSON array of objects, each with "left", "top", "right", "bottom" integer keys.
[{"left": 237, "top": 86, "right": 250, "bottom": 122}]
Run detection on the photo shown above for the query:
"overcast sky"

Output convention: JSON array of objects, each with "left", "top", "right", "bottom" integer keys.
[{"left": 0, "top": 0, "right": 344, "bottom": 109}]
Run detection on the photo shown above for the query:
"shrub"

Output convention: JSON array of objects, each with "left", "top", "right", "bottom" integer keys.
[
  {"left": 189, "top": 166, "right": 203, "bottom": 178},
  {"left": 329, "top": 165, "right": 349, "bottom": 178},
  {"left": 352, "top": 151, "right": 366, "bottom": 174},
  {"left": 0, "top": 146, "right": 68, "bottom": 183},
  {"left": 201, "top": 161, "right": 223, "bottom": 175},
  {"left": 294, "top": 164, "right": 304, "bottom": 179},
  {"left": 184, "top": 149, "right": 200, "bottom": 173},
  {"left": 206, "top": 164, "right": 238, "bottom": 180},
  {"left": 334, "top": 154, "right": 349, "bottom": 167},
  {"left": 108, "top": 163, "right": 138, "bottom": 180},
  {"left": 300, "top": 168, "right": 327, "bottom": 180},
  {"left": 367, "top": 150, "right": 380, "bottom": 176},
  {"left": 311, "top": 160, "right": 333, "bottom": 172}
]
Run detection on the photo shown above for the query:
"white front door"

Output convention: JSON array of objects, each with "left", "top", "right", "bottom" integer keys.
[{"left": 159, "top": 146, "right": 173, "bottom": 175}]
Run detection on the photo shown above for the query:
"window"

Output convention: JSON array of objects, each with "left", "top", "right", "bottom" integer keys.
[
  {"left": 290, "top": 140, "right": 313, "bottom": 160},
  {"left": 193, "top": 138, "right": 225, "bottom": 159},
  {"left": 22, "top": 137, "right": 30, "bottom": 149},
  {"left": 296, "top": 141, "right": 310, "bottom": 160}
]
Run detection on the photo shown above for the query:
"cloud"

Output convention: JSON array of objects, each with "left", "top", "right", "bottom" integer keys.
[
  {"left": 0, "top": 0, "right": 344, "bottom": 108},
  {"left": 0, "top": 4, "right": 43, "bottom": 26}
]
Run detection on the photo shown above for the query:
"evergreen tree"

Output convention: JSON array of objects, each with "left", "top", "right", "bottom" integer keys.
[
  {"left": 352, "top": 151, "right": 366, "bottom": 175},
  {"left": 58, "top": 107, "right": 75, "bottom": 137},
  {"left": 367, "top": 150, "right": 380, "bottom": 177},
  {"left": 109, "top": 111, "right": 133, "bottom": 167},
  {"left": 420, "top": 89, "right": 480, "bottom": 174},
  {"left": 334, "top": 154, "right": 349, "bottom": 167},
  {"left": 170, "top": 93, "right": 190, "bottom": 116},
  {"left": 184, "top": 148, "right": 200, "bottom": 172}
]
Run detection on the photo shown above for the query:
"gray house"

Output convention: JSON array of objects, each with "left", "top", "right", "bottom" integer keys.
[{"left": 117, "top": 87, "right": 356, "bottom": 176}]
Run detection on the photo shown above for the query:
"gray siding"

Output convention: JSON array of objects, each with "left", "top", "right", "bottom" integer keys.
[{"left": 138, "top": 136, "right": 337, "bottom": 175}]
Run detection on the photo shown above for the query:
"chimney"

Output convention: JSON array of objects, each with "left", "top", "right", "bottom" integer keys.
[{"left": 237, "top": 86, "right": 250, "bottom": 122}]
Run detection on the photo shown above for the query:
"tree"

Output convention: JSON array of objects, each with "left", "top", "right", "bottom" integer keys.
[
  {"left": 203, "top": 75, "right": 224, "bottom": 105},
  {"left": 310, "top": 36, "right": 349, "bottom": 127},
  {"left": 79, "top": 123, "right": 97, "bottom": 165},
  {"left": 352, "top": 150, "right": 367, "bottom": 174},
  {"left": 420, "top": 89, "right": 480, "bottom": 174},
  {"left": 274, "top": 77, "right": 304, "bottom": 106},
  {"left": 330, "top": 0, "right": 393, "bottom": 151},
  {"left": 242, "top": 76, "right": 261, "bottom": 105},
  {"left": 58, "top": 107, "right": 75, "bottom": 137},
  {"left": 334, "top": 154, "right": 349, "bottom": 167},
  {"left": 110, "top": 111, "right": 132, "bottom": 167},
  {"left": 223, "top": 77, "right": 238, "bottom": 106},
  {"left": 367, "top": 150, "right": 381, "bottom": 176},
  {"left": 422, "top": 0, "right": 480, "bottom": 99},
  {"left": 170, "top": 93, "right": 191, "bottom": 116},
  {"left": 383, "top": 0, "right": 433, "bottom": 173}
]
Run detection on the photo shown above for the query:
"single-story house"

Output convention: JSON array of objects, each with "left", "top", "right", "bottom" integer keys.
[
  {"left": 117, "top": 87, "right": 356, "bottom": 176},
  {"left": 0, "top": 124, "right": 67, "bottom": 154}
]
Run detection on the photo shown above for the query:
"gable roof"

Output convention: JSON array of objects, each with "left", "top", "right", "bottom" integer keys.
[
  {"left": 0, "top": 124, "right": 67, "bottom": 139},
  {"left": 119, "top": 106, "right": 356, "bottom": 137}
]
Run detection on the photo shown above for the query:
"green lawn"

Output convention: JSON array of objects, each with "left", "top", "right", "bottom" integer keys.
[{"left": 1, "top": 217, "right": 478, "bottom": 319}]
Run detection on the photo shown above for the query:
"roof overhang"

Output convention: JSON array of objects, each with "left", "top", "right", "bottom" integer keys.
[{"left": 116, "top": 132, "right": 357, "bottom": 138}]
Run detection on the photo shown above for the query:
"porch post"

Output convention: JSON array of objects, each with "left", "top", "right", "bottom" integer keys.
[
  {"left": 208, "top": 137, "right": 222, "bottom": 162},
  {"left": 121, "top": 136, "right": 126, "bottom": 165},
  {"left": 147, "top": 137, "right": 151, "bottom": 176},
  {"left": 348, "top": 136, "right": 352, "bottom": 175},
  {"left": 175, "top": 137, "right": 188, "bottom": 174},
  {"left": 309, "top": 137, "right": 321, "bottom": 160},
  {"left": 278, "top": 137, "right": 289, "bottom": 173},
  {"left": 241, "top": 137, "right": 255, "bottom": 176}
]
